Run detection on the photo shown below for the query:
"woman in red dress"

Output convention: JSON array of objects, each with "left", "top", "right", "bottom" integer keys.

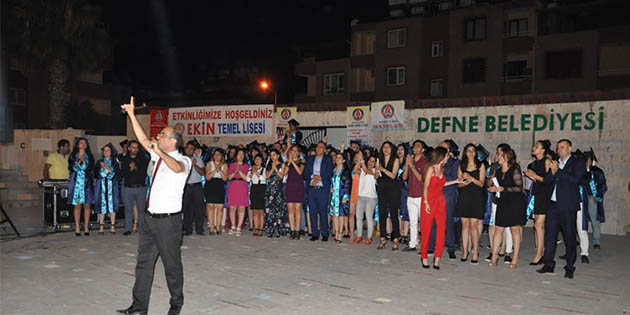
[{"left": 420, "top": 147, "right": 461, "bottom": 269}]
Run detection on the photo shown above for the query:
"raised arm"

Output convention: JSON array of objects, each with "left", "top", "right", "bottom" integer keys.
[{"left": 120, "top": 96, "right": 151, "bottom": 152}]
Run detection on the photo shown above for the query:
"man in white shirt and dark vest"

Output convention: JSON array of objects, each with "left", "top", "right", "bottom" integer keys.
[{"left": 118, "top": 97, "right": 191, "bottom": 315}]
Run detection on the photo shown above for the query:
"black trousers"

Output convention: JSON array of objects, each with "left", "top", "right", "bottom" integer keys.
[
  {"left": 182, "top": 183, "right": 205, "bottom": 233},
  {"left": 132, "top": 212, "right": 184, "bottom": 310},
  {"left": 377, "top": 183, "right": 401, "bottom": 239},
  {"left": 542, "top": 201, "right": 577, "bottom": 272}
]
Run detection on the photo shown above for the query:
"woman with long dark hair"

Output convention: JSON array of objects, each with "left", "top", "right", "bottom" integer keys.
[
  {"left": 205, "top": 148, "right": 228, "bottom": 234},
  {"left": 68, "top": 137, "right": 96, "bottom": 236},
  {"left": 376, "top": 141, "right": 401, "bottom": 250},
  {"left": 524, "top": 140, "right": 553, "bottom": 265},
  {"left": 420, "top": 147, "right": 460, "bottom": 269},
  {"left": 94, "top": 143, "right": 120, "bottom": 235},
  {"left": 247, "top": 154, "right": 267, "bottom": 236},
  {"left": 227, "top": 148, "right": 250, "bottom": 236},
  {"left": 264, "top": 149, "right": 289, "bottom": 237},
  {"left": 285, "top": 145, "right": 306, "bottom": 239},
  {"left": 329, "top": 150, "right": 351, "bottom": 243},
  {"left": 396, "top": 144, "right": 410, "bottom": 246},
  {"left": 488, "top": 147, "right": 526, "bottom": 269},
  {"left": 454, "top": 143, "right": 486, "bottom": 263}
]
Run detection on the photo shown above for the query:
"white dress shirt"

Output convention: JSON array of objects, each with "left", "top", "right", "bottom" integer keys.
[{"left": 147, "top": 149, "right": 191, "bottom": 213}]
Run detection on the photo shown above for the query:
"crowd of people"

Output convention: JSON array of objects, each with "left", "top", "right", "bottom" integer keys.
[
  {"left": 44, "top": 132, "right": 607, "bottom": 276},
  {"left": 40, "top": 99, "right": 609, "bottom": 315}
]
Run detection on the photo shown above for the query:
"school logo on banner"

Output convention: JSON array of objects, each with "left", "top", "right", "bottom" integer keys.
[
  {"left": 372, "top": 100, "right": 405, "bottom": 131},
  {"left": 347, "top": 105, "right": 371, "bottom": 144},
  {"left": 276, "top": 106, "right": 297, "bottom": 129},
  {"left": 352, "top": 108, "right": 364, "bottom": 121},
  {"left": 150, "top": 109, "right": 169, "bottom": 139}
]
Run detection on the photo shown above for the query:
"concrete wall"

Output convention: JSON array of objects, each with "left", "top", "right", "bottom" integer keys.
[{"left": 128, "top": 100, "right": 628, "bottom": 235}]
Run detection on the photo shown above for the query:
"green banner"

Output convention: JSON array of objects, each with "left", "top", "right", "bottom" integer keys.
[{"left": 418, "top": 107, "right": 605, "bottom": 133}]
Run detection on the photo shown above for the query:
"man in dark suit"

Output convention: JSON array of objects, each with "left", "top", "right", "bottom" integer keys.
[
  {"left": 537, "top": 139, "right": 586, "bottom": 279},
  {"left": 304, "top": 141, "right": 333, "bottom": 241}
]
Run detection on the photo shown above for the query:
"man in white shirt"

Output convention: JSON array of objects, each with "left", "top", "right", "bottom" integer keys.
[{"left": 117, "top": 97, "right": 191, "bottom": 315}]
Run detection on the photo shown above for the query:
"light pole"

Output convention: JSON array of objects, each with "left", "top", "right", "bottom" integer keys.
[{"left": 259, "top": 80, "right": 277, "bottom": 107}]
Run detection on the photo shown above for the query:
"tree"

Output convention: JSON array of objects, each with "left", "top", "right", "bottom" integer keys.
[{"left": 7, "top": 0, "right": 111, "bottom": 128}]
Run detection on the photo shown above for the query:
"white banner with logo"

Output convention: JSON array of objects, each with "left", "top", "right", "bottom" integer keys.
[
  {"left": 169, "top": 104, "right": 274, "bottom": 137},
  {"left": 276, "top": 106, "right": 297, "bottom": 129},
  {"left": 347, "top": 105, "right": 371, "bottom": 144},
  {"left": 371, "top": 100, "right": 405, "bottom": 131}
]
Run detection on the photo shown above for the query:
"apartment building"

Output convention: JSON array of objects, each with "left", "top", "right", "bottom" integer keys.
[{"left": 294, "top": 0, "right": 630, "bottom": 105}]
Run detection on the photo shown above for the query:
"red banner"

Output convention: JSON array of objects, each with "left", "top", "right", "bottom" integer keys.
[{"left": 150, "top": 109, "right": 169, "bottom": 140}]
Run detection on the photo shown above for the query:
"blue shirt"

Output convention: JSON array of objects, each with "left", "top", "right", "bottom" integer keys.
[{"left": 311, "top": 156, "right": 323, "bottom": 187}]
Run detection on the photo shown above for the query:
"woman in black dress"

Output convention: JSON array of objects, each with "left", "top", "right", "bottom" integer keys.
[
  {"left": 524, "top": 140, "right": 553, "bottom": 265},
  {"left": 376, "top": 141, "right": 401, "bottom": 250},
  {"left": 454, "top": 143, "right": 486, "bottom": 263},
  {"left": 205, "top": 149, "right": 228, "bottom": 235},
  {"left": 248, "top": 155, "right": 267, "bottom": 236},
  {"left": 488, "top": 146, "right": 525, "bottom": 269}
]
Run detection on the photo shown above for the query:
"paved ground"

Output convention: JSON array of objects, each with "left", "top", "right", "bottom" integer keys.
[{"left": 1, "top": 218, "right": 630, "bottom": 315}]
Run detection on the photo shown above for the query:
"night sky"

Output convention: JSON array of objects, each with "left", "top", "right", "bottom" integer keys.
[{"left": 103, "top": 0, "right": 388, "bottom": 101}]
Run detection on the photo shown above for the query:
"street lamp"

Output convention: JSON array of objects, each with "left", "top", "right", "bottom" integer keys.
[{"left": 259, "top": 80, "right": 277, "bottom": 107}]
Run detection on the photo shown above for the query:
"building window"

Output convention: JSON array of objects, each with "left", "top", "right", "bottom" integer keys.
[
  {"left": 323, "top": 73, "right": 345, "bottom": 96},
  {"left": 503, "top": 60, "right": 528, "bottom": 80},
  {"left": 387, "top": 28, "right": 407, "bottom": 48},
  {"left": 465, "top": 18, "right": 487, "bottom": 41},
  {"left": 545, "top": 50, "right": 582, "bottom": 79},
  {"left": 431, "top": 79, "right": 444, "bottom": 96},
  {"left": 387, "top": 67, "right": 405, "bottom": 86},
  {"left": 505, "top": 18, "right": 528, "bottom": 37},
  {"left": 431, "top": 41, "right": 444, "bottom": 57},
  {"left": 462, "top": 58, "right": 486, "bottom": 83},
  {"left": 8, "top": 88, "right": 26, "bottom": 106}
]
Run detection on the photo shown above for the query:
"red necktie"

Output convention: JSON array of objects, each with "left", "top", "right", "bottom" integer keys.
[{"left": 146, "top": 158, "right": 162, "bottom": 211}]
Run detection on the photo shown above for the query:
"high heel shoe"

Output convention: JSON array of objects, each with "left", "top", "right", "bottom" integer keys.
[
  {"left": 98, "top": 223, "right": 105, "bottom": 235},
  {"left": 460, "top": 254, "right": 468, "bottom": 262},
  {"left": 75, "top": 232, "right": 81, "bottom": 236},
  {"left": 529, "top": 259, "right": 543, "bottom": 266},
  {"left": 421, "top": 259, "right": 430, "bottom": 269},
  {"left": 392, "top": 238, "right": 399, "bottom": 251},
  {"left": 509, "top": 263, "right": 518, "bottom": 269},
  {"left": 489, "top": 257, "right": 498, "bottom": 268},
  {"left": 377, "top": 238, "right": 387, "bottom": 250},
  {"left": 433, "top": 264, "right": 440, "bottom": 270}
]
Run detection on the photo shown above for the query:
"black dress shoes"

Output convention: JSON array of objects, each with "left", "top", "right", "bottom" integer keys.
[
  {"left": 402, "top": 246, "right": 417, "bottom": 252},
  {"left": 559, "top": 254, "right": 567, "bottom": 260},
  {"left": 321, "top": 236, "right": 328, "bottom": 242},
  {"left": 309, "top": 236, "right": 318, "bottom": 241},
  {"left": 116, "top": 305, "right": 147, "bottom": 315},
  {"left": 123, "top": 231, "right": 132, "bottom": 236},
  {"left": 581, "top": 255, "right": 589, "bottom": 264},
  {"left": 564, "top": 269, "right": 574, "bottom": 279},
  {"left": 167, "top": 304, "right": 183, "bottom": 315},
  {"left": 536, "top": 265, "right": 555, "bottom": 274},
  {"left": 448, "top": 251, "right": 456, "bottom": 260}
]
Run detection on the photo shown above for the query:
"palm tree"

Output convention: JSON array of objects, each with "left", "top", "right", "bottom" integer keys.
[{"left": 8, "top": 0, "right": 111, "bottom": 128}]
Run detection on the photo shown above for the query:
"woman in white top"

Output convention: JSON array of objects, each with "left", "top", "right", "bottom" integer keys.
[
  {"left": 204, "top": 149, "right": 228, "bottom": 235},
  {"left": 247, "top": 155, "right": 267, "bottom": 236},
  {"left": 354, "top": 154, "right": 378, "bottom": 245}
]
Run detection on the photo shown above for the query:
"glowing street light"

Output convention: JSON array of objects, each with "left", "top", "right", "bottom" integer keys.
[{"left": 259, "top": 80, "right": 277, "bottom": 106}]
